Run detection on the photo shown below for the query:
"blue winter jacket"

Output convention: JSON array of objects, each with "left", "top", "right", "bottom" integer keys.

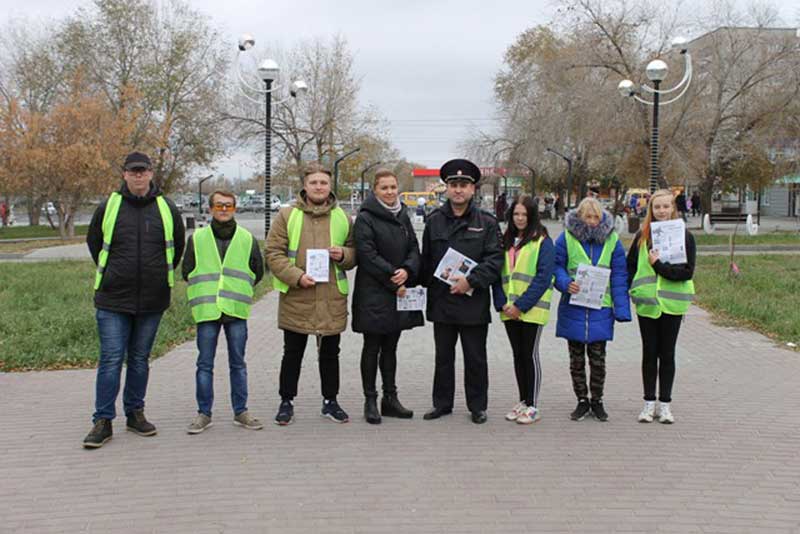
[{"left": 554, "top": 210, "right": 631, "bottom": 343}]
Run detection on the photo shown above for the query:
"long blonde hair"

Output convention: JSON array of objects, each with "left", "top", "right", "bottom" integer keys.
[{"left": 640, "top": 189, "right": 679, "bottom": 246}]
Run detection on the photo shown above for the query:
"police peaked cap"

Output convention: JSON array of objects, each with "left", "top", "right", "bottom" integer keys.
[{"left": 439, "top": 158, "right": 481, "bottom": 184}]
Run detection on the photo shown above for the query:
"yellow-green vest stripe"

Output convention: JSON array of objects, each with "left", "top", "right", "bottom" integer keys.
[
  {"left": 500, "top": 237, "right": 552, "bottom": 325},
  {"left": 94, "top": 193, "right": 175, "bottom": 290},
  {"left": 273, "top": 206, "right": 350, "bottom": 295},
  {"left": 630, "top": 241, "right": 695, "bottom": 318},
  {"left": 187, "top": 226, "right": 255, "bottom": 322},
  {"left": 565, "top": 230, "right": 617, "bottom": 308}
]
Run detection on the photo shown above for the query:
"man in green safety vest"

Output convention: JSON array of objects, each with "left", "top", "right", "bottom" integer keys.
[
  {"left": 83, "top": 152, "right": 185, "bottom": 449},
  {"left": 182, "top": 190, "right": 265, "bottom": 434},
  {"left": 266, "top": 162, "right": 357, "bottom": 426}
]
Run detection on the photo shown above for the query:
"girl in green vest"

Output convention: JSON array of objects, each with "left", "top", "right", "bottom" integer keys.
[
  {"left": 492, "top": 195, "right": 554, "bottom": 424},
  {"left": 626, "top": 189, "right": 696, "bottom": 424}
]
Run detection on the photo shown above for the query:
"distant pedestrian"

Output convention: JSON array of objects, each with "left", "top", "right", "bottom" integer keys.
[
  {"left": 352, "top": 169, "right": 423, "bottom": 424},
  {"left": 0, "top": 201, "right": 8, "bottom": 227},
  {"left": 627, "top": 190, "right": 696, "bottom": 424},
  {"left": 182, "top": 190, "right": 265, "bottom": 434},
  {"left": 492, "top": 195, "right": 554, "bottom": 425},
  {"left": 266, "top": 162, "right": 356, "bottom": 425},
  {"left": 554, "top": 197, "right": 631, "bottom": 422},
  {"left": 83, "top": 151, "right": 186, "bottom": 449},
  {"left": 495, "top": 192, "right": 508, "bottom": 220},
  {"left": 691, "top": 192, "right": 701, "bottom": 217},
  {"left": 675, "top": 191, "right": 687, "bottom": 221}
]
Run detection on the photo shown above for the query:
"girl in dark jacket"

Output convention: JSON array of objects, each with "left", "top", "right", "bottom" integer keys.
[
  {"left": 627, "top": 189, "right": 696, "bottom": 424},
  {"left": 492, "top": 195, "right": 554, "bottom": 425},
  {"left": 352, "top": 169, "right": 424, "bottom": 424},
  {"left": 554, "top": 197, "right": 631, "bottom": 422}
]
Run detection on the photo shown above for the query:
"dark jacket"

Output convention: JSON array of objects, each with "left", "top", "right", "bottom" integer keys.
[
  {"left": 491, "top": 236, "right": 555, "bottom": 313},
  {"left": 626, "top": 229, "right": 696, "bottom": 288},
  {"left": 351, "top": 194, "right": 424, "bottom": 334},
  {"left": 553, "top": 210, "right": 631, "bottom": 343},
  {"left": 87, "top": 182, "right": 185, "bottom": 314},
  {"left": 421, "top": 199, "right": 504, "bottom": 325}
]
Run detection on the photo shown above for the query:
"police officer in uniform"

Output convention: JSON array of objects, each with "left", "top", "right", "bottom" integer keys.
[{"left": 421, "top": 159, "right": 504, "bottom": 424}]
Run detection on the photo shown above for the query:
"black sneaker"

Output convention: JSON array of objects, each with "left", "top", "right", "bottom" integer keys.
[
  {"left": 83, "top": 419, "right": 112, "bottom": 449},
  {"left": 126, "top": 409, "right": 157, "bottom": 436},
  {"left": 570, "top": 398, "right": 591, "bottom": 421},
  {"left": 274, "top": 400, "right": 294, "bottom": 426},
  {"left": 591, "top": 399, "right": 609, "bottom": 421},
  {"left": 321, "top": 398, "right": 349, "bottom": 423}
]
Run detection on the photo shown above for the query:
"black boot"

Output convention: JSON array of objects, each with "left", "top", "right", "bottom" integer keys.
[
  {"left": 364, "top": 396, "right": 381, "bottom": 424},
  {"left": 381, "top": 392, "right": 413, "bottom": 419}
]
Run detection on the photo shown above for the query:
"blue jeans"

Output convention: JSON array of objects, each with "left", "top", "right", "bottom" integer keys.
[
  {"left": 93, "top": 309, "right": 164, "bottom": 422},
  {"left": 196, "top": 319, "right": 249, "bottom": 417}
]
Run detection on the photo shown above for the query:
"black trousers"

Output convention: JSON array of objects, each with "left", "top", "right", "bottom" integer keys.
[
  {"left": 360, "top": 332, "right": 401, "bottom": 397},
  {"left": 503, "top": 321, "right": 543, "bottom": 407},
  {"left": 432, "top": 323, "right": 489, "bottom": 413},
  {"left": 567, "top": 340, "right": 607, "bottom": 400},
  {"left": 279, "top": 329, "right": 340, "bottom": 401},
  {"left": 638, "top": 313, "right": 683, "bottom": 402}
]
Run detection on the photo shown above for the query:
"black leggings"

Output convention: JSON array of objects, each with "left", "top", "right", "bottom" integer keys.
[
  {"left": 360, "top": 332, "right": 401, "bottom": 397},
  {"left": 503, "top": 321, "right": 542, "bottom": 407},
  {"left": 638, "top": 314, "right": 683, "bottom": 402},
  {"left": 279, "top": 330, "right": 341, "bottom": 401}
]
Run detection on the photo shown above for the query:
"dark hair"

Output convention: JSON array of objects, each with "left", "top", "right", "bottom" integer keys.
[
  {"left": 502, "top": 194, "right": 547, "bottom": 250},
  {"left": 372, "top": 168, "right": 397, "bottom": 188},
  {"left": 303, "top": 162, "right": 332, "bottom": 179},
  {"left": 208, "top": 190, "right": 236, "bottom": 207}
]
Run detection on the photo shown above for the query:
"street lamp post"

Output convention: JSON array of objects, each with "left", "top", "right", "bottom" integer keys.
[
  {"left": 236, "top": 33, "right": 308, "bottom": 240},
  {"left": 360, "top": 161, "right": 383, "bottom": 202},
  {"left": 516, "top": 161, "right": 537, "bottom": 197},
  {"left": 334, "top": 147, "right": 361, "bottom": 198},
  {"left": 618, "top": 37, "right": 692, "bottom": 193},
  {"left": 197, "top": 174, "right": 213, "bottom": 218},
  {"left": 546, "top": 147, "right": 573, "bottom": 209}
]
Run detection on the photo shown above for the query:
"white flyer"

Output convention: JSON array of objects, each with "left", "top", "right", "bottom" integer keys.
[
  {"left": 305, "top": 249, "right": 330, "bottom": 283},
  {"left": 434, "top": 247, "right": 478, "bottom": 296},
  {"left": 397, "top": 287, "right": 427, "bottom": 311},
  {"left": 650, "top": 219, "right": 687, "bottom": 264},
  {"left": 569, "top": 263, "right": 611, "bottom": 310}
]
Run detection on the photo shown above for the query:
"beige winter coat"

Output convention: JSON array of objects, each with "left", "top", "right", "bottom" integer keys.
[{"left": 265, "top": 192, "right": 356, "bottom": 335}]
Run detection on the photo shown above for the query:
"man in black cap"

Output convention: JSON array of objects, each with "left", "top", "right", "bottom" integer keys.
[
  {"left": 420, "top": 158, "right": 503, "bottom": 424},
  {"left": 82, "top": 151, "right": 185, "bottom": 448}
]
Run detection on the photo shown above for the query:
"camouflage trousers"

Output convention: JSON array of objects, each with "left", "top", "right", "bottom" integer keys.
[{"left": 567, "top": 340, "right": 607, "bottom": 400}]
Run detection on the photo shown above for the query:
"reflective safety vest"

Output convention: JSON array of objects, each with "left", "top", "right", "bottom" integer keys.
[
  {"left": 273, "top": 206, "right": 350, "bottom": 295},
  {"left": 500, "top": 237, "right": 552, "bottom": 325},
  {"left": 186, "top": 226, "right": 256, "bottom": 322},
  {"left": 94, "top": 192, "right": 174, "bottom": 290},
  {"left": 564, "top": 230, "right": 618, "bottom": 308},
  {"left": 630, "top": 241, "right": 695, "bottom": 318}
]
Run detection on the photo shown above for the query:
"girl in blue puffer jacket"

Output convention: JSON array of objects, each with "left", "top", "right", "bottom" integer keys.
[{"left": 554, "top": 198, "right": 631, "bottom": 422}]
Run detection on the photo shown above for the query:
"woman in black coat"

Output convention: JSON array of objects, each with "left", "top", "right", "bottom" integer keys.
[{"left": 352, "top": 169, "right": 424, "bottom": 424}]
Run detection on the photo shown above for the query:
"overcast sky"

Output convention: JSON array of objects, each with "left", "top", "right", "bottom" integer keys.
[{"left": 2, "top": 0, "right": 798, "bottom": 178}]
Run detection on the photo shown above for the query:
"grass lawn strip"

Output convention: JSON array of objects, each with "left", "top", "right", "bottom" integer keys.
[
  {"left": 0, "top": 260, "right": 271, "bottom": 372},
  {"left": 0, "top": 238, "right": 85, "bottom": 254},
  {"left": 693, "top": 254, "right": 800, "bottom": 350},
  {"left": 692, "top": 232, "right": 800, "bottom": 247},
  {"left": 0, "top": 224, "right": 89, "bottom": 240}
]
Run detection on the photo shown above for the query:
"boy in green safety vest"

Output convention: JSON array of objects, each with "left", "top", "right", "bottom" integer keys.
[
  {"left": 83, "top": 152, "right": 186, "bottom": 449},
  {"left": 182, "top": 190, "right": 265, "bottom": 434},
  {"left": 265, "top": 162, "right": 357, "bottom": 426}
]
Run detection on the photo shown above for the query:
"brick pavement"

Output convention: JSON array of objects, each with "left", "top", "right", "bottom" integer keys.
[{"left": 1, "top": 286, "right": 800, "bottom": 533}]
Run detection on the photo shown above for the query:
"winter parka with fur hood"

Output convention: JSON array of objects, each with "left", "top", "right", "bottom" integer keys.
[{"left": 553, "top": 209, "right": 631, "bottom": 343}]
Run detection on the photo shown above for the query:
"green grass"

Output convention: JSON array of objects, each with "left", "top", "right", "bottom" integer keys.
[
  {"left": 694, "top": 255, "right": 800, "bottom": 348},
  {"left": 693, "top": 232, "right": 800, "bottom": 246},
  {"left": 0, "top": 224, "right": 89, "bottom": 239},
  {"left": 0, "top": 260, "right": 271, "bottom": 371}
]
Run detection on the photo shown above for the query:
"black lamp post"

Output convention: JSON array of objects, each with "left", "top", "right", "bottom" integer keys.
[
  {"left": 197, "top": 174, "right": 213, "bottom": 217},
  {"left": 516, "top": 161, "right": 537, "bottom": 197},
  {"left": 334, "top": 147, "right": 361, "bottom": 198},
  {"left": 546, "top": 147, "right": 573, "bottom": 209},
  {"left": 360, "top": 161, "right": 383, "bottom": 202}
]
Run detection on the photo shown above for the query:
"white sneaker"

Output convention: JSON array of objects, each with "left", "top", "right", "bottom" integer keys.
[
  {"left": 658, "top": 403, "right": 674, "bottom": 424},
  {"left": 505, "top": 401, "right": 527, "bottom": 421},
  {"left": 638, "top": 401, "right": 656, "bottom": 423},
  {"left": 516, "top": 405, "right": 541, "bottom": 425}
]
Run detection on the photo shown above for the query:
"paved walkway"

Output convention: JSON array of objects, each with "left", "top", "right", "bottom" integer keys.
[{"left": 2, "top": 284, "right": 800, "bottom": 533}]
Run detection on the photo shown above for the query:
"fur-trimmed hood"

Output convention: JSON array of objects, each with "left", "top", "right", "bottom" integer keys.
[{"left": 564, "top": 209, "right": 615, "bottom": 244}]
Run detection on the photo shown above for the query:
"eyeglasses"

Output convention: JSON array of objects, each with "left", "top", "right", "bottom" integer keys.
[{"left": 212, "top": 203, "right": 235, "bottom": 211}]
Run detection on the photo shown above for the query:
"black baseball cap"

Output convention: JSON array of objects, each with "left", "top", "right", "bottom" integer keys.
[{"left": 124, "top": 152, "right": 152, "bottom": 171}]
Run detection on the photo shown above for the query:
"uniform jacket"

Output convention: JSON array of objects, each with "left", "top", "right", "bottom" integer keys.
[
  {"left": 86, "top": 182, "right": 185, "bottom": 314},
  {"left": 553, "top": 210, "right": 631, "bottom": 343},
  {"left": 352, "top": 193, "right": 424, "bottom": 334},
  {"left": 421, "top": 199, "right": 504, "bottom": 325},
  {"left": 265, "top": 191, "right": 356, "bottom": 335}
]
